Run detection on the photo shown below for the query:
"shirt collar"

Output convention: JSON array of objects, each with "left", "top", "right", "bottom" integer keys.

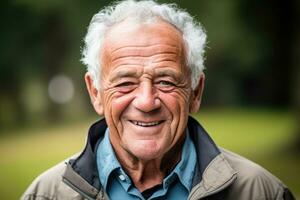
[{"left": 96, "top": 128, "right": 121, "bottom": 190}]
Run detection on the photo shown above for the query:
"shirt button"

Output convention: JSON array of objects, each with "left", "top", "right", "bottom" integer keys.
[
  {"left": 165, "top": 180, "right": 170, "bottom": 186},
  {"left": 119, "top": 174, "right": 126, "bottom": 181}
]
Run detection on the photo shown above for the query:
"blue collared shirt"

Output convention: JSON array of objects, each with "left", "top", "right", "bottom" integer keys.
[{"left": 96, "top": 128, "right": 196, "bottom": 200}]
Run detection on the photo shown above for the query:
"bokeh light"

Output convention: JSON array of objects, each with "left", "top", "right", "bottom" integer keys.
[{"left": 48, "top": 74, "right": 74, "bottom": 104}]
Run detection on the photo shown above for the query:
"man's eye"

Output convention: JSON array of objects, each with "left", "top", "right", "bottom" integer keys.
[
  {"left": 117, "top": 82, "right": 135, "bottom": 87},
  {"left": 158, "top": 81, "right": 175, "bottom": 86},
  {"left": 115, "top": 82, "right": 137, "bottom": 93}
]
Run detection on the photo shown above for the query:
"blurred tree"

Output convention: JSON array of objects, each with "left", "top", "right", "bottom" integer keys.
[
  {"left": 238, "top": 0, "right": 300, "bottom": 150},
  {"left": 0, "top": 0, "right": 109, "bottom": 129},
  {"left": 41, "top": 12, "right": 69, "bottom": 121},
  {"left": 292, "top": 0, "right": 300, "bottom": 152},
  {"left": 0, "top": 0, "right": 42, "bottom": 127},
  {"left": 237, "top": 0, "right": 295, "bottom": 106}
]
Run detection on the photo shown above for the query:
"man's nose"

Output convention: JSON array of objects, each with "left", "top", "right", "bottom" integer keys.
[{"left": 133, "top": 82, "right": 161, "bottom": 113}]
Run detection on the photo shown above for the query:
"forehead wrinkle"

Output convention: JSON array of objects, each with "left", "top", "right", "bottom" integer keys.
[
  {"left": 111, "top": 53, "right": 180, "bottom": 67},
  {"left": 110, "top": 44, "right": 181, "bottom": 60},
  {"left": 149, "top": 54, "right": 179, "bottom": 63},
  {"left": 111, "top": 43, "right": 180, "bottom": 54}
]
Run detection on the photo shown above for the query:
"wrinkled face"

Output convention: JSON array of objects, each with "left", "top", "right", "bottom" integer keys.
[{"left": 87, "top": 20, "right": 203, "bottom": 161}]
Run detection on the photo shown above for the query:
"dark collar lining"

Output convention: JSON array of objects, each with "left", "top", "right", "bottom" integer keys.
[
  {"left": 187, "top": 117, "right": 221, "bottom": 187},
  {"left": 69, "top": 118, "right": 107, "bottom": 191},
  {"left": 141, "top": 183, "right": 163, "bottom": 199}
]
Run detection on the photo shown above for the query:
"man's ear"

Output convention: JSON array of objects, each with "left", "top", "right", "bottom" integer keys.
[
  {"left": 85, "top": 73, "right": 104, "bottom": 116},
  {"left": 189, "top": 73, "right": 205, "bottom": 113}
]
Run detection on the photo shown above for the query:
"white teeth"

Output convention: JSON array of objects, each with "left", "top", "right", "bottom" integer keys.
[{"left": 132, "top": 121, "right": 160, "bottom": 127}]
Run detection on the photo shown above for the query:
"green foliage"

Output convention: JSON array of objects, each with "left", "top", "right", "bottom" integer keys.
[{"left": 0, "top": 109, "right": 299, "bottom": 199}]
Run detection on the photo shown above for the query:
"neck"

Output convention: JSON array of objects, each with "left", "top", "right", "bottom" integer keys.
[{"left": 112, "top": 138, "right": 185, "bottom": 192}]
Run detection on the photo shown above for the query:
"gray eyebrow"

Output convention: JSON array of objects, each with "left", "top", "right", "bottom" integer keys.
[
  {"left": 109, "top": 68, "right": 140, "bottom": 82},
  {"left": 155, "top": 68, "right": 181, "bottom": 79},
  {"left": 116, "top": 69, "right": 139, "bottom": 77}
]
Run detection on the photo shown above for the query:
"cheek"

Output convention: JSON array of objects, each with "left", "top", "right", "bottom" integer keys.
[
  {"left": 159, "top": 90, "right": 190, "bottom": 131},
  {"left": 109, "top": 93, "right": 135, "bottom": 121},
  {"left": 159, "top": 89, "right": 191, "bottom": 115},
  {"left": 102, "top": 91, "right": 135, "bottom": 138}
]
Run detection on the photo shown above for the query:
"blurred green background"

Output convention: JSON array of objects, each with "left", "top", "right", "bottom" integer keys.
[{"left": 0, "top": 0, "right": 299, "bottom": 199}]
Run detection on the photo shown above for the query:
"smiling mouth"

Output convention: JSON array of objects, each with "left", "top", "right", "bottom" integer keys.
[{"left": 130, "top": 120, "right": 163, "bottom": 127}]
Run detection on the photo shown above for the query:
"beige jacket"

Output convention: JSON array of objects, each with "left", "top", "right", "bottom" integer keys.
[{"left": 22, "top": 118, "right": 295, "bottom": 200}]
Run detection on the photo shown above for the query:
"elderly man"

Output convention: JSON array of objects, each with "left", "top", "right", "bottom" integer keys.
[{"left": 22, "top": 0, "right": 295, "bottom": 200}]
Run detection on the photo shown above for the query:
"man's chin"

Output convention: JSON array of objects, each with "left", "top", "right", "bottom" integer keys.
[{"left": 128, "top": 142, "right": 164, "bottom": 161}]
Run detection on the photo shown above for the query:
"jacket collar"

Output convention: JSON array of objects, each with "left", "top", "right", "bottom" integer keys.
[
  {"left": 63, "top": 118, "right": 107, "bottom": 199},
  {"left": 62, "top": 117, "right": 236, "bottom": 200},
  {"left": 187, "top": 117, "right": 237, "bottom": 199}
]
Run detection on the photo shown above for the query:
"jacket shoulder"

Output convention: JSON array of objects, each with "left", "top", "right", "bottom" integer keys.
[
  {"left": 220, "top": 148, "right": 292, "bottom": 200},
  {"left": 21, "top": 155, "right": 83, "bottom": 200}
]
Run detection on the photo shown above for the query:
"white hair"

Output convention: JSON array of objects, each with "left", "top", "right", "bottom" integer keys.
[{"left": 81, "top": 0, "right": 207, "bottom": 90}]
